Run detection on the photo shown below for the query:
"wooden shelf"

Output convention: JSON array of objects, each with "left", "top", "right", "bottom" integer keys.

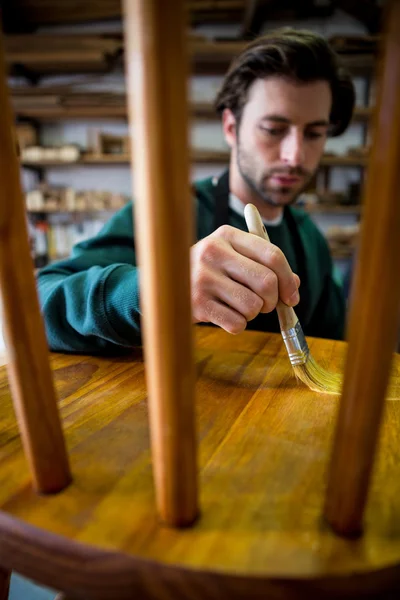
[
  {"left": 330, "top": 248, "right": 355, "bottom": 259},
  {"left": 4, "top": 34, "right": 123, "bottom": 77},
  {"left": 27, "top": 204, "right": 361, "bottom": 217},
  {"left": 189, "top": 40, "right": 376, "bottom": 74},
  {"left": 321, "top": 155, "right": 368, "bottom": 167},
  {"left": 4, "top": 35, "right": 377, "bottom": 79},
  {"left": 22, "top": 152, "right": 369, "bottom": 169},
  {"left": 2, "top": 1, "right": 247, "bottom": 31},
  {"left": 13, "top": 100, "right": 214, "bottom": 121},
  {"left": 22, "top": 154, "right": 131, "bottom": 168},
  {"left": 14, "top": 104, "right": 128, "bottom": 120},
  {"left": 83, "top": 154, "right": 131, "bottom": 164},
  {"left": 27, "top": 207, "right": 123, "bottom": 214},
  {"left": 300, "top": 204, "right": 362, "bottom": 215},
  {"left": 353, "top": 106, "right": 373, "bottom": 120},
  {"left": 22, "top": 150, "right": 230, "bottom": 168},
  {"left": 12, "top": 90, "right": 373, "bottom": 123},
  {"left": 191, "top": 149, "right": 229, "bottom": 163}
]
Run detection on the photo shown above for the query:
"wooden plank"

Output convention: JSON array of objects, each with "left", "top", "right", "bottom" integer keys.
[
  {"left": 20, "top": 152, "right": 368, "bottom": 168},
  {"left": 4, "top": 34, "right": 123, "bottom": 53},
  {"left": 3, "top": 34, "right": 376, "bottom": 76},
  {"left": 10, "top": 89, "right": 373, "bottom": 122},
  {"left": 21, "top": 149, "right": 230, "bottom": 166},
  {"left": 353, "top": 106, "right": 373, "bottom": 119},
  {"left": 324, "top": 0, "right": 400, "bottom": 537},
  {"left": 0, "top": 31, "right": 71, "bottom": 494},
  {"left": 0, "top": 329, "right": 399, "bottom": 598},
  {"left": 123, "top": 0, "right": 197, "bottom": 528},
  {"left": 4, "top": 33, "right": 122, "bottom": 76},
  {"left": 321, "top": 155, "right": 368, "bottom": 167},
  {"left": 3, "top": 0, "right": 247, "bottom": 31},
  {"left": 25, "top": 203, "right": 362, "bottom": 217},
  {"left": 300, "top": 204, "right": 362, "bottom": 215},
  {"left": 3, "top": 0, "right": 122, "bottom": 27}
]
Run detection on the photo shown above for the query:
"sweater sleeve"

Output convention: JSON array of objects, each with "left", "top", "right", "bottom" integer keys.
[{"left": 37, "top": 204, "right": 142, "bottom": 353}]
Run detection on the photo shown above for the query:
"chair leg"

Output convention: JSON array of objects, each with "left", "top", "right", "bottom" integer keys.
[{"left": 0, "top": 568, "right": 10, "bottom": 600}]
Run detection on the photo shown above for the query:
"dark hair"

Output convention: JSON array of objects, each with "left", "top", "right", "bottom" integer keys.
[{"left": 215, "top": 28, "right": 355, "bottom": 137}]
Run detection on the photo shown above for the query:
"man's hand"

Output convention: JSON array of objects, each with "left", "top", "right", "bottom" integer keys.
[{"left": 191, "top": 225, "right": 300, "bottom": 334}]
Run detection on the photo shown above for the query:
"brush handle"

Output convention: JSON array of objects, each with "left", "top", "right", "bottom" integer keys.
[{"left": 243, "top": 203, "right": 298, "bottom": 331}]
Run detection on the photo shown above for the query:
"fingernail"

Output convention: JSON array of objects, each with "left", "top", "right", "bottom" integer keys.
[{"left": 289, "top": 290, "right": 300, "bottom": 305}]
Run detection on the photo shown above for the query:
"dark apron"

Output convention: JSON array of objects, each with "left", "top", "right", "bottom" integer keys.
[{"left": 210, "top": 169, "right": 310, "bottom": 333}]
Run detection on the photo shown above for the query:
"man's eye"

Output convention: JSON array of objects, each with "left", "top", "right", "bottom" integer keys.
[
  {"left": 261, "top": 127, "right": 285, "bottom": 136},
  {"left": 305, "top": 131, "right": 324, "bottom": 140}
]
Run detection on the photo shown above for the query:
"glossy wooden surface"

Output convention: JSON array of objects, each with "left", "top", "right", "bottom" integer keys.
[
  {"left": 123, "top": 0, "right": 198, "bottom": 527},
  {"left": 325, "top": 0, "right": 400, "bottom": 537},
  {"left": 0, "top": 328, "right": 400, "bottom": 599},
  {"left": 0, "top": 33, "right": 71, "bottom": 494}
]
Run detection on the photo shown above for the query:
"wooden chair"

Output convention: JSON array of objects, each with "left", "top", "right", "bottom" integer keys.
[{"left": 0, "top": 1, "right": 400, "bottom": 598}]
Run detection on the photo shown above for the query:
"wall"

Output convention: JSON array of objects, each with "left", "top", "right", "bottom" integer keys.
[{"left": 25, "top": 8, "right": 369, "bottom": 203}]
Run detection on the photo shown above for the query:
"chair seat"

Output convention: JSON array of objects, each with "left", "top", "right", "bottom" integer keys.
[{"left": 0, "top": 327, "right": 400, "bottom": 599}]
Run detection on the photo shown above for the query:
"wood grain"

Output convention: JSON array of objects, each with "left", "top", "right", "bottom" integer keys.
[
  {"left": 0, "top": 31, "right": 71, "bottom": 494},
  {"left": 324, "top": 0, "right": 400, "bottom": 537},
  {"left": 0, "top": 328, "right": 399, "bottom": 598},
  {"left": 123, "top": 0, "right": 198, "bottom": 527}
]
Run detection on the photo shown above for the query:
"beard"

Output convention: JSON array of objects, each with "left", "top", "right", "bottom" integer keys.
[{"left": 236, "top": 141, "right": 314, "bottom": 208}]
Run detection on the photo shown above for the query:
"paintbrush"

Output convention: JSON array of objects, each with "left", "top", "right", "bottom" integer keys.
[{"left": 244, "top": 203, "right": 342, "bottom": 395}]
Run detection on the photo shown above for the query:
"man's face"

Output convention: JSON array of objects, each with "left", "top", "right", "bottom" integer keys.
[{"left": 223, "top": 76, "right": 332, "bottom": 207}]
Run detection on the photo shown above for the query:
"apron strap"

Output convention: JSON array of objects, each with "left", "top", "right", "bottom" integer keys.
[{"left": 213, "top": 169, "right": 230, "bottom": 230}]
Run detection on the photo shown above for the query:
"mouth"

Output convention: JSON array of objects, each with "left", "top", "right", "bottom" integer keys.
[{"left": 270, "top": 175, "right": 302, "bottom": 187}]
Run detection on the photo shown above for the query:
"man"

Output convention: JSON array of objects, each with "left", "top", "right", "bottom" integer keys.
[{"left": 38, "top": 28, "right": 354, "bottom": 353}]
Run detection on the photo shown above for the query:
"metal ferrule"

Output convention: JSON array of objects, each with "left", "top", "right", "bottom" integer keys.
[{"left": 281, "top": 321, "right": 309, "bottom": 366}]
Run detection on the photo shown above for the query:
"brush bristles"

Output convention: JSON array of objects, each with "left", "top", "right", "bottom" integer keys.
[
  {"left": 292, "top": 354, "right": 400, "bottom": 398},
  {"left": 293, "top": 354, "right": 343, "bottom": 395}
]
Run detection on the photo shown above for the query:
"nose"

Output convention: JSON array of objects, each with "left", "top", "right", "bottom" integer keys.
[{"left": 280, "top": 129, "right": 305, "bottom": 168}]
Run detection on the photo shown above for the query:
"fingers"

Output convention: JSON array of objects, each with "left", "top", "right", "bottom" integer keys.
[
  {"left": 209, "top": 270, "right": 265, "bottom": 322},
  {"left": 214, "top": 225, "right": 299, "bottom": 306},
  {"left": 190, "top": 225, "right": 301, "bottom": 334},
  {"left": 191, "top": 263, "right": 263, "bottom": 328},
  {"left": 198, "top": 298, "right": 247, "bottom": 335},
  {"left": 221, "top": 252, "right": 280, "bottom": 314}
]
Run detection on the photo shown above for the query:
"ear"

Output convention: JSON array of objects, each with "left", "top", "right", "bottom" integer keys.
[{"left": 222, "top": 108, "right": 237, "bottom": 149}]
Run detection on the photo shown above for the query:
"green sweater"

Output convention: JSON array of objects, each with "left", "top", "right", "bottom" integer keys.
[{"left": 37, "top": 174, "right": 345, "bottom": 353}]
